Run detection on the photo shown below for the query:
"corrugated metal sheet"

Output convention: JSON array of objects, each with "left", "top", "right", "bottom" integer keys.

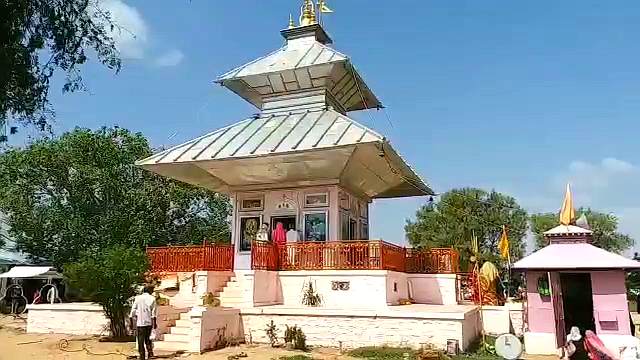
[
  {"left": 137, "top": 109, "right": 384, "bottom": 166},
  {"left": 215, "top": 39, "right": 382, "bottom": 112},
  {"left": 217, "top": 41, "right": 346, "bottom": 81}
]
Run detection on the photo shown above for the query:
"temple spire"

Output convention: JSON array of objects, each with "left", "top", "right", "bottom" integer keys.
[
  {"left": 288, "top": 14, "right": 295, "bottom": 28},
  {"left": 300, "top": 0, "right": 314, "bottom": 26},
  {"left": 559, "top": 183, "right": 575, "bottom": 225}
]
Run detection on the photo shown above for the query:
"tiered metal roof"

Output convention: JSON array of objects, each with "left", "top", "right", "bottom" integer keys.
[
  {"left": 140, "top": 109, "right": 382, "bottom": 164},
  {"left": 137, "top": 20, "right": 432, "bottom": 199},
  {"left": 216, "top": 24, "right": 381, "bottom": 113}
]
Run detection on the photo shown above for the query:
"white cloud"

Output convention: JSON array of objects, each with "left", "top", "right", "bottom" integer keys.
[
  {"left": 155, "top": 49, "right": 185, "bottom": 67},
  {"left": 555, "top": 157, "right": 636, "bottom": 192},
  {"left": 97, "top": 0, "right": 149, "bottom": 59}
]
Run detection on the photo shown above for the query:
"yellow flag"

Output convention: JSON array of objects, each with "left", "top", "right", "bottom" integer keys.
[
  {"left": 319, "top": 1, "right": 333, "bottom": 13},
  {"left": 498, "top": 225, "right": 510, "bottom": 260},
  {"left": 559, "top": 183, "right": 575, "bottom": 225}
]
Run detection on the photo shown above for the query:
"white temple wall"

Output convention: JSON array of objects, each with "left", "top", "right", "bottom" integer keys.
[
  {"left": 231, "top": 185, "right": 371, "bottom": 270},
  {"left": 408, "top": 274, "right": 458, "bottom": 305},
  {"left": 279, "top": 270, "right": 389, "bottom": 308},
  {"left": 240, "top": 306, "right": 480, "bottom": 351}
]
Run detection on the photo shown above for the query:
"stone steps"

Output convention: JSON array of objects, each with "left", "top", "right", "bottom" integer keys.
[
  {"left": 163, "top": 333, "right": 192, "bottom": 343},
  {"left": 169, "top": 325, "right": 192, "bottom": 335},
  {"left": 154, "top": 339, "right": 190, "bottom": 352},
  {"left": 152, "top": 271, "right": 245, "bottom": 353}
]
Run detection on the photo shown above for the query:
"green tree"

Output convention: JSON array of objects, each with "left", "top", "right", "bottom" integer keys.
[
  {"left": 0, "top": 127, "right": 231, "bottom": 268},
  {"left": 627, "top": 252, "right": 640, "bottom": 297},
  {"left": 0, "top": 0, "right": 121, "bottom": 141},
  {"left": 531, "top": 208, "right": 633, "bottom": 253},
  {"left": 65, "top": 245, "right": 147, "bottom": 338},
  {"left": 405, "top": 188, "right": 529, "bottom": 265}
]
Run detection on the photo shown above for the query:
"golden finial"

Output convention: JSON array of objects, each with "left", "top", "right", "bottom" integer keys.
[
  {"left": 300, "top": 0, "right": 313, "bottom": 26},
  {"left": 288, "top": 14, "right": 295, "bottom": 28},
  {"left": 559, "top": 183, "right": 575, "bottom": 225}
]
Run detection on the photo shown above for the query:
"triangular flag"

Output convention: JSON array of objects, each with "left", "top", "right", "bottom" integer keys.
[
  {"left": 320, "top": 1, "right": 333, "bottom": 13},
  {"left": 559, "top": 183, "right": 575, "bottom": 225},
  {"left": 498, "top": 225, "right": 510, "bottom": 260}
]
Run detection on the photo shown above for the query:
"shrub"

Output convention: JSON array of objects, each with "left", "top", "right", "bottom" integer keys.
[
  {"left": 348, "top": 346, "right": 417, "bottom": 360},
  {"left": 201, "top": 292, "right": 220, "bottom": 307},
  {"left": 284, "top": 325, "right": 296, "bottom": 344},
  {"left": 291, "top": 326, "right": 307, "bottom": 351},
  {"left": 265, "top": 320, "right": 279, "bottom": 347},
  {"left": 301, "top": 282, "right": 322, "bottom": 307},
  {"left": 279, "top": 356, "right": 315, "bottom": 360},
  {"left": 64, "top": 245, "right": 148, "bottom": 338}
]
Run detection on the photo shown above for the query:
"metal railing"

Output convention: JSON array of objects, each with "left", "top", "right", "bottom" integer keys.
[
  {"left": 251, "top": 240, "right": 458, "bottom": 273},
  {"left": 146, "top": 241, "right": 458, "bottom": 275},
  {"left": 147, "top": 244, "right": 234, "bottom": 272}
]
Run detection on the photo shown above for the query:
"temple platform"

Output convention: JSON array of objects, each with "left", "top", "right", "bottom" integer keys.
[{"left": 240, "top": 304, "right": 480, "bottom": 350}]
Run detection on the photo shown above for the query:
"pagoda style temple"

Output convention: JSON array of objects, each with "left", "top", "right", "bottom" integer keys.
[
  {"left": 137, "top": 10, "right": 434, "bottom": 272},
  {"left": 514, "top": 185, "right": 640, "bottom": 356},
  {"left": 131, "top": 1, "right": 478, "bottom": 354}
]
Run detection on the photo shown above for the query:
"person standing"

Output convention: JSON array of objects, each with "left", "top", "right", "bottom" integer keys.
[{"left": 129, "top": 285, "right": 158, "bottom": 360}]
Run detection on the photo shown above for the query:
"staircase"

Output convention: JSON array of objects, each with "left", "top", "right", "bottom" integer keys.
[
  {"left": 218, "top": 273, "right": 251, "bottom": 308},
  {"left": 153, "top": 271, "right": 251, "bottom": 352},
  {"left": 154, "top": 311, "right": 198, "bottom": 352}
]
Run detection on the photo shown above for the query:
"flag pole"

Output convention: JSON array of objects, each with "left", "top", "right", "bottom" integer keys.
[{"left": 472, "top": 230, "right": 486, "bottom": 345}]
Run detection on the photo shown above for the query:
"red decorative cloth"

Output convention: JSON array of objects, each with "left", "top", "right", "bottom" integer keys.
[{"left": 272, "top": 222, "right": 287, "bottom": 246}]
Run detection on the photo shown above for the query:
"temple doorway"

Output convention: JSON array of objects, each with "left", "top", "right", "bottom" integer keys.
[
  {"left": 271, "top": 216, "right": 297, "bottom": 234},
  {"left": 561, "top": 273, "right": 595, "bottom": 334}
]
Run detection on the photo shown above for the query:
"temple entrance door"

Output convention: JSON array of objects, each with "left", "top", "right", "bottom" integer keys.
[
  {"left": 549, "top": 272, "right": 566, "bottom": 350},
  {"left": 560, "top": 273, "right": 595, "bottom": 335},
  {"left": 270, "top": 216, "right": 297, "bottom": 235}
]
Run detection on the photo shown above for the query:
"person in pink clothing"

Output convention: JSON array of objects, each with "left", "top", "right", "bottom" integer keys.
[
  {"left": 272, "top": 222, "right": 287, "bottom": 267},
  {"left": 272, "top": 222, "right": 287, "bottom": 245}
]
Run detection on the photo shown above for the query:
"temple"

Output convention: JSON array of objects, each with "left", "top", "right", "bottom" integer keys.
[
  {"left": 130, "top": 1, "right": 478, "bottom": 353},
  {"left": 25, "top": 3, "right": 640, "bottom": 357},
  {"left": 514, "top": 184, "right": 640, "bottom": 355}
]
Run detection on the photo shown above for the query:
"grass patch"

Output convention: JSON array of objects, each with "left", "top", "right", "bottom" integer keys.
[
  {"left": 348, "top": 346, "right": 417, "bottom": 360},
  {"left": 278, "top": 356, "right": 315, "bottom": 360}
]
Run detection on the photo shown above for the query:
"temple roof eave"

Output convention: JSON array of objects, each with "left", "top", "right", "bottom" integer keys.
[
  {"left": 137, "top": 142, "right": 432, "bottom": 199},
  {"left": 214, "top": 41, "right": 383, "bottom": 112},
  {"left": 512, "top": 243, "right": 640, "bottom": 271}
]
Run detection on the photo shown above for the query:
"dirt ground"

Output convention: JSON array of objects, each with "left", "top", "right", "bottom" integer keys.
[{"left": 0, "top": 315, "right": 348, "bottom": 360}]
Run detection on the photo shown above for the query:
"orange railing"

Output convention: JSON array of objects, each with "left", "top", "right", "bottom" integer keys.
[
  {"left": 406, "top": 247, "right": 459, "bottom": 274},
  {"left": 250, "top": 241, "right": 458, "bottom": 274},
  {"left": 147, "top": 244, "right": 234, "bottom": 272},
  {"left": 146, "top": 241, "right": 458, "bottom": 274},
  {"left": 251, "top": 241, "right": 279, "bottom": 271}
]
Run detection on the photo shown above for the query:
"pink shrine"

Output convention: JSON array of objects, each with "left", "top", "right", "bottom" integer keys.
[{"left": 514, "top": 186, "right": 640, "bottom": 356}]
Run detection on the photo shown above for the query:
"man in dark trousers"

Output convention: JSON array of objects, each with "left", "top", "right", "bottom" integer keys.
[{"left": 130, "top": 285, "right": 158, "bottom": 360}]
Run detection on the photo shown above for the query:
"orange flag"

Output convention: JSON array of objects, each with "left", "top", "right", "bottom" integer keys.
[
  {"left": 498, "top": 225, "right": 510, "bottom": 261},
  {"left": 559, "top": 183, "right": 575, "bottom": 225}
]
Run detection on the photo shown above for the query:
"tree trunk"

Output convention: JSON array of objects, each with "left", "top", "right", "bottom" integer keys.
[{"left": 104, "top": 305, "right": 128, "bottom": 339}]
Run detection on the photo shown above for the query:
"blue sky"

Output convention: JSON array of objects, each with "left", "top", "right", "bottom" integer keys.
[{"left": 17, "top": 1, "right": 640, "bottom": 253}]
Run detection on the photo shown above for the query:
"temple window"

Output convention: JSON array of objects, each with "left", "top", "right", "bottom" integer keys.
[
  {"left": 304, "top": 211, "right": 327, "bottom": 241},
  {"left": 304, "top": 193, "right": 328, "bottom": 208},
  {"left": 240, "top": 197, "right": 263, "bottom": 211},
  {"left": 239, "top": 216, "right": 261, "bottom": 252}
]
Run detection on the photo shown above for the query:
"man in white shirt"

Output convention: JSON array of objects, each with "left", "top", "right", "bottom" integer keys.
[{"left": 129, "top": 285, "right": 158, "bottom": 360}]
